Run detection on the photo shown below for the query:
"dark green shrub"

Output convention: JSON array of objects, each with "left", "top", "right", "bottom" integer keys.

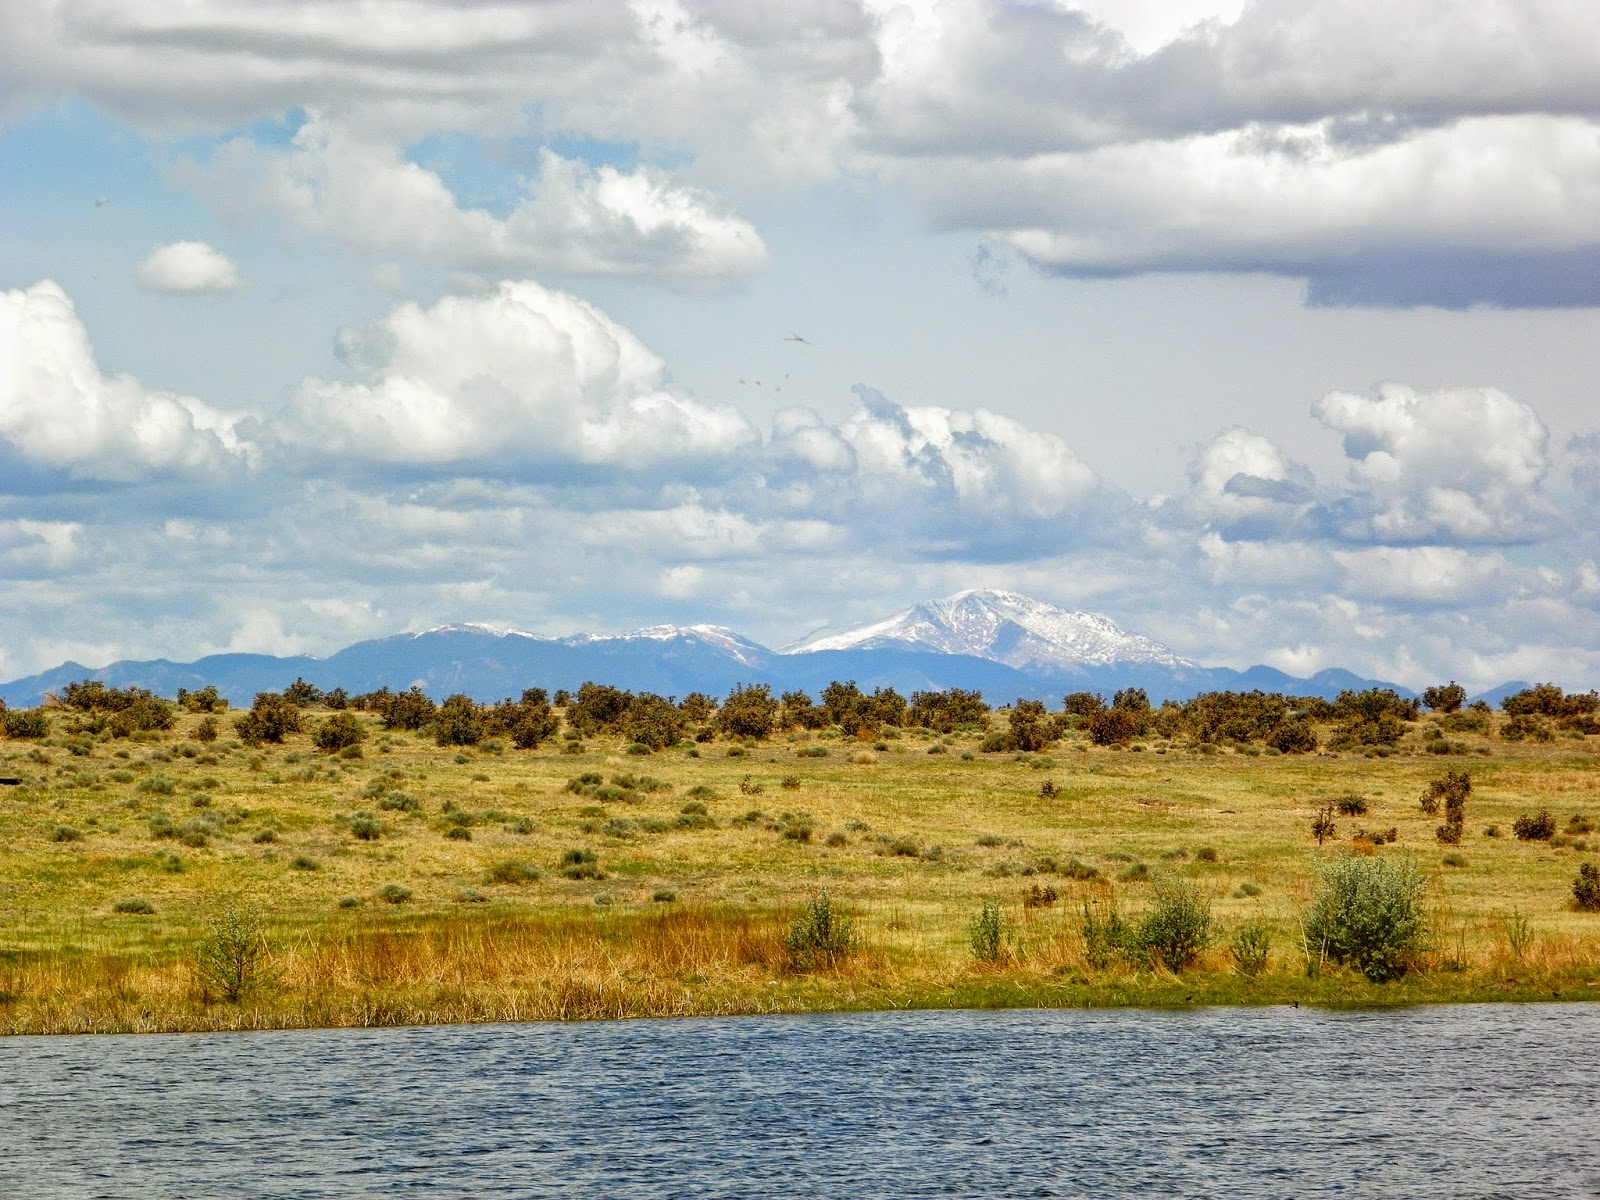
[
  {"left": 1302, "top": 855, "right": 1427, "bottom": 982},
  {"left": 4, "top": 708, "right": 51, "bottom": 738},
  {"left": 1513, "top": 810, "right": 1556, "bottom": 841},
  {"left": 1574, "top": 864, "right": 1600, "bottom": 912},
  {"left": 253, "top": 828, "right": 278, "bottom": 844},
  {"left": 1335, "top": 794, "right": 1368, "bottom": 816},
  {"left": 970, "top": 901, "right": 1005, "bottom": 961},
  {"left": 1421, "top": 682, "right": 1467, "bottom": 713},
  {"left": 785, "top": 891, "right": 857, "bottom": 970},
  {"left": 652, "top": 889, "right": 677, "bottom": 902},
  {"left": 290, "top": 855, "right": 320, "bottom": 871},
  {"left": 233, "top": 693, "right": 304, "bottom": 746},
  {"left": 1011, "top": 699, "right": 1058, "bottom": 751},
  {"left": 716, "top": 684, "right": 780, "bottom": 740},
  {"left": 559, "top": 848, "right": 602, "bottom": 880},
  {"left": 1311, "top": 803, "right": 1337, "bottom": 845},
  {"left": 1229, "top": 921, "right": 1270, "bottom": 976},
  {"left": 52, "top": 824, "right": 84, "bottom": 842},
  {"left": 348, "top": 815, "right": 382, "bottom": 840},
  {"left": 485, "top": 860, "right": 541, "bottom": 885},
  {"left": 445, "top": 825, "right": 472, "bottom": 840},
  {"left": 114, "top": 897, "right": 156, "bottom": 915},
  {"left": 433, "top": 694, "right": 484, "bottom": 747},
  {"left": 376, "top": 883, "right": 412, "bottom": 904},
  {"left": 1137, "top": 874, "right": 1211, "bottom": 971},
  {"left": 1267, "top": 720, "right": 1318, "bottom": 754},
  {"left": 313, "top": 712, "right": 367, "bottom": 753}
]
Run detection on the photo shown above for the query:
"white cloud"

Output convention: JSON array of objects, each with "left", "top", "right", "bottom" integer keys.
[
  {"left": 136, "top": 241, "right": 243, "bottom": 293},
  {"left": 658, "top": 564, "right": 705, "bottom": 599},
  {"left": 1332, "top": 545, "right": 1514, "bottom": 605},
  {"left": 188, "top": 116, "right": 767, "bottom": 281},
  {"left": 1314, "top": 382, "right": 1556, "bottom": 544},
  {"left": 285, "top": 279, "right": 755, "bottom": 466},
  {"left": 0, "top": 280, "right": 251, "bottom": 479}
]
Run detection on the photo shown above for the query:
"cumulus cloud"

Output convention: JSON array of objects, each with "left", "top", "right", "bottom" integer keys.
[
  {"left": 1184, "top": 427, "right": 1317, "bottom": 537},
  {"left": 136, "top": 241, "right": 243, "bottom": 293},
  {"left": 0, "top": 280, "right": 251, "bottom": 480},
  {"left": 187, "top": 118, "right": 766, "bottom": 281},
  {"left": 10, "top": 1, "right": 1600, "bottom": 304},
  {"left": 284, "top": 279, "right": 755, "bottom": 467},
  {"left": 1314, "top": 383, "right": 1557, "bottom": 544}
]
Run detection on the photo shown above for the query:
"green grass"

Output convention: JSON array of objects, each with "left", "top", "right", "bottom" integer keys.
[{"left": 1, "top": 708, "right": 1598, "bottom": 1034}]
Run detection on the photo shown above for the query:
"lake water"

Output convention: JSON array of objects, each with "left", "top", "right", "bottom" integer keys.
[{"left": 2, "top": 1003, "right": 1597, "bottom": 1198}]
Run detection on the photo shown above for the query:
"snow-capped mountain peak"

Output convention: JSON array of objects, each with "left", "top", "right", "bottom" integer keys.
[
  {"left": 785, "top": 589, "right": 1193, "bottom": 672},
  {"left": 562, "top": 624, "right": 770, "bottom": 668}
]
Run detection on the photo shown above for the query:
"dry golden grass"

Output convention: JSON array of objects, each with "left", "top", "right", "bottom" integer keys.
[{"left": 2, "top": 706, "right": 1599, "bottom": 1033}]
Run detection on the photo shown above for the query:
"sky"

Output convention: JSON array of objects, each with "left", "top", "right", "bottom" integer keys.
[{"left": 2, "top": 0, "right": 1599, "bottom": 691}]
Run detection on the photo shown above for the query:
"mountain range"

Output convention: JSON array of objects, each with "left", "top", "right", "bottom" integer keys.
[{"left": 0, "top": 589, "right": 1476, "bottom": 708}]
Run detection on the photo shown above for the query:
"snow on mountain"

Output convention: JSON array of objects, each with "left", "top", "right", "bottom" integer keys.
[
  {"left": 785, "top": 589, "right": 1194, "bottom": 673},
  {"left": 561, "top": 624, "right": 770, "bottom": 668},
  {"left": 413, "top": 622, "right": 544, "bottom": 639}
]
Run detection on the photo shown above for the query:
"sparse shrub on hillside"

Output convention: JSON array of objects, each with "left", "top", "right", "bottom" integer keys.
[
  {"left": 1502, "top": 715, "right": 1555, "bottom": 743},
  {"left": 313, "top": 711, "right": 367, "bottom": 753},
  {"left": 1513, "top": 810, "right": 1556, "bottom": 841},
  {"left": 234, "top": 692, "right": 304, "bottom": 746},
  {"left": 1575, "top": 864, "right": 1600, "bottom": 912},
  {"left": 3, "top": 708, "right": 50, "bottom": 739},
  {"left": 1421, "top": 682, "right": 1468, "bottom": 713}
]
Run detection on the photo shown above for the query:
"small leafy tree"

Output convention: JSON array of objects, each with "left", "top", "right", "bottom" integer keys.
[
  {"left": 282, "top": 677, "right": 323, "bottom": 707},
  {"left": 1302, "top": 855, "right": 1428, "bottom": 982},
  {"left": 312, "top": 711, "right": 367, "bottom": 753},
  {"left": 623, "top": 692, "right": 687, "bottom": 750},
  {"left": 1229, "top": 922, "right": 1271, "bottom": 977},
  {"left": 193, "top": 905, "right": 274, "bottom": 1002},
  {"left": 1421, "top": 682, "right": 1468, "bottom": 713},
  {"left": 970, "top": 901, "right": 1005, "bottom": 962},
  {"left": 433, "top": 693, "right": 484, "bottom": 746},
  {"left": 785, "top": 891, "right": 857, "bottom": 971},
  {"left": 716, "top": 683, "right": 779, "bottom": 740},
  {"left": 1085, "top": 706, "right": 1137, "bottom": 747},
  {"left": 1136, "top": 873, "right": 1211, "bottom": 971},
  {"left": 1010, "top": 699, "right": 1056, "bottom": 751},
  {"left": 233, "top": 692, "right": 304, "bottom": 746}
]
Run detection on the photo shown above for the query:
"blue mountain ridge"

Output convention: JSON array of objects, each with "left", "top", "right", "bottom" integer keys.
[{"left": 0, "top": 626, "right": 1452, "bottom": 709}]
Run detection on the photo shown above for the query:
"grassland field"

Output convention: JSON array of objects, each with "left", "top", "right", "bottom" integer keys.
[{"left": 2, "top": 704, "right": 1598, "bottom": 1034}]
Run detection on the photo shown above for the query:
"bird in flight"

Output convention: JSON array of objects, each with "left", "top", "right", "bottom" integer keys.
[
  {"left": 784, "top": 332, "right": 809, "bottom": 344},
  {"left": 93, "top": 197, "right": 109, "bottom": 207}
]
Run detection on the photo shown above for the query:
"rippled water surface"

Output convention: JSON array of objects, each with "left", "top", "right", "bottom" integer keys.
[{"left": 3, "top": 1003, "right": 1598, "bottom": 1198}]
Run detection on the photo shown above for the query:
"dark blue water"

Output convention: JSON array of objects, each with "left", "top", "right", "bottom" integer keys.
[{"left": 3, "top": 1004, "right": 1597, "bottom": 1198}]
